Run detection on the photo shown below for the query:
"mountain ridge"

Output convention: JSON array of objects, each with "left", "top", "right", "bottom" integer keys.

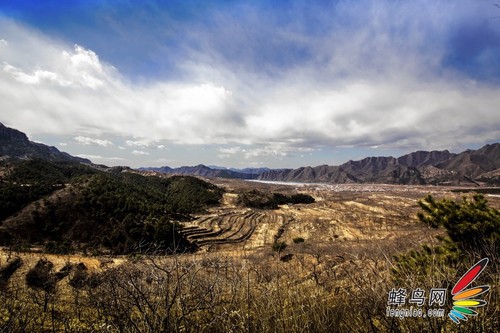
[
  {"left": 258, "top": 145, "right": 499, "bottom": 185},
  {"left": 0, "top": 123, "right": 90, "bottom": 164},
  {"left": 141, "top": 145, "right": 499, "bottom": 186}
]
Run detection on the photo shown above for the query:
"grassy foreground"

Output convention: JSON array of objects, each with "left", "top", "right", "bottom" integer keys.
[{"left": 0, "top": 248, "right": 498, "bottom": 332}]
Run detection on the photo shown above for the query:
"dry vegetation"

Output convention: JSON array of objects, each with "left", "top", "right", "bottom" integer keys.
[{"left": 1, "top": 181, "right": 499, "bottom": 332}]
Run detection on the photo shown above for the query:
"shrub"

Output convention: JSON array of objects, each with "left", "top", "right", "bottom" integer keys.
[
  {"left": 290, "top": 194, "right": 315, "bottom": 204},
  {"left": 44, "top": 240, "right": 74, "bottom": 254},
  {"left": 393, "top": 193, "right": 499, "bottom": 284},
  {"left": 417, "top": 193, "right": 499, "bottom": 257},
  {"left": 238, "top": 191, "right": 315, "bottom": 209},
  {"left": 272, "top": 241, "right": 287, "bottom": 252},
  {"left": 69, "top": 263, "right": 89, "bottom": 289},
  {"left": 26, "top": 259, "right": 55, "bottom": 292}
]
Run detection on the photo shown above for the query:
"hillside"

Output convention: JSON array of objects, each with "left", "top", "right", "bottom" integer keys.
[
  {"left": 396, "top": 150, "right": 456, "bottom": 167},
  {"left": 0, "top": 159, "right": 224, "bottom": 254}
]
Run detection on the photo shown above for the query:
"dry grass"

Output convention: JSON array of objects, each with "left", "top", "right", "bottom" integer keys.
[{"left": 1, "top": 250, "right": 496, "bottom": 332}]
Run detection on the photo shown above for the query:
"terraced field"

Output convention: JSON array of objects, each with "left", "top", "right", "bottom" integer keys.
[
  {"left": 180, "top": 211, "right": 259, "bottom": 246},
  {"left": 175, "top": 184, "right": 448, "bottom": 256},
  {"left": 180, "top": 208, "right": 293, "bottom": 251}
]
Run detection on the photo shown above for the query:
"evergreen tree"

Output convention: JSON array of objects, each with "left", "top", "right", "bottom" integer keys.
[{"left": 417, "top": 194, "right": 499, "bottom": 258}]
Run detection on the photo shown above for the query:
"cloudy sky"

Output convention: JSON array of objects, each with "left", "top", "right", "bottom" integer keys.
[{"left": 1, "top": 0, "right": 499, "bottom": 168}]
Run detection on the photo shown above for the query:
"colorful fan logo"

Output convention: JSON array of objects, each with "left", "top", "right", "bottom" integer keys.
[{"left": 449, "top": 258, "right": 490, "bottom": 324}]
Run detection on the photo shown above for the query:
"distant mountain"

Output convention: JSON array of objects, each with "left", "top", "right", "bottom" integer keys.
[
  {"left": 229, "top": 167, "right": 272, "bottom": 175},
  {"left": 141, "top": 144, "right": 499, "bottom": 185},
  {"left": 170, "top": 164, "right": 271, "bottom": 175},
  {"left": 140, "top": 166, "right": 173, "bottom": 173},
  {"left": 340, "top": 157, "right": 424, "bottom": 184},
  {"left": 139, "top": 164, "right": 262, "bottom": 179},
  {"left": 0, "top": 123, "right": 90, "bottom": 164},
  {"left": 397, "top": 150, "right": 456, "bottom": 168},
  {"left": 258, "top": 144, "right": 500, "bottom": 186},
  {"left": 257, "top": 159, "right": 423, "bottom": 185}
]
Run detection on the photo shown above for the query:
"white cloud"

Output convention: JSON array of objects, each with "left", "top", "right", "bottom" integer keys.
[
  {"left": 126, "top": 139, "right": 152, "bottom": 148},
  {"left": 3, "top": 63, "right": 71, "bottom": 86},
  {"left": 74, "top": 136, "right": 114, "bottom": 147},
  {"left": 219, "top": 146, "right": 243, "bottom": 154},
  {"left": 59, "top": 142, "right": 67, "bottom": 147},
  {"left": 243, "top": 145, "right": 315, "bottom": 159},
  {"left": 76, "top": 154, "right": 125, "bottom": 161},
  {"left": 61, "top": 45, "right": 106, "bottom": 89},
  {"left": 218, "top": 146, "right": 247, "bottom": 158},
  {"left": 0, "top": 10, "right": 499, "bottom": 161},
  {"left": 0, "top": 39, "right": 7, "bottom": 46},
  {"left": 2, "top": 40, "right": 110, "bottom": 89},
  {"left": 132, "top": 150, "right": 150, "bottom": 156}
]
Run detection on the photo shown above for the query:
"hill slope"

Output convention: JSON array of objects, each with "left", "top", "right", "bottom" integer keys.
[{"left": 0, "top": 159, "right": 224, "bottom": 254}]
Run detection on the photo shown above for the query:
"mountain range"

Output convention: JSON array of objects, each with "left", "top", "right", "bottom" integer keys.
[
  {"left": 1, "top": 122, "right": 498, "bottom": 186},
  {"left": 259, "top": 145, "right": 500, "bottom": 185},
  {"left": 144, "top": 145, "right": 500, "bottom": 186}
]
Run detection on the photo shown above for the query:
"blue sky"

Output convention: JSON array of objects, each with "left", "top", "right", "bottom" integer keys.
[{"left": 0, "top": 0, "right": 499, "bottom": 168}]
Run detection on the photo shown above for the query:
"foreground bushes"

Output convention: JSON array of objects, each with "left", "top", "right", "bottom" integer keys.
[
  {"left": 1, "top": 247, "right": 497, "bottom": 333},
  {"left": 0, "top": 254, "right": 374, "bottom": 333}
]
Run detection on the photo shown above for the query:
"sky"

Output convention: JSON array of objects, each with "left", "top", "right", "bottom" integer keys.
[{"left": 0, "top": 0, "right": 499, "bottom": 168}]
